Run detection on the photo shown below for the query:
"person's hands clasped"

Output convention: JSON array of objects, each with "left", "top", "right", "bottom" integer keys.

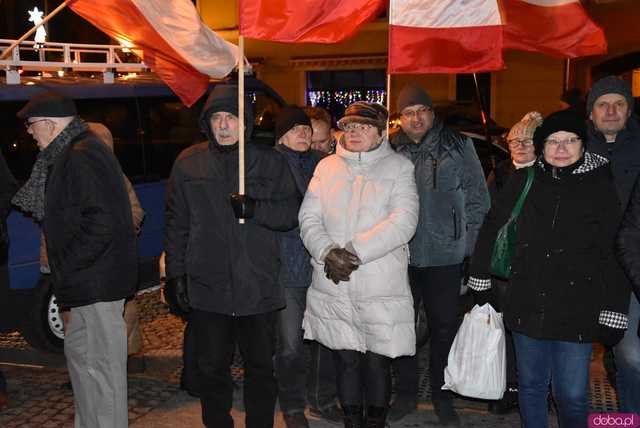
[{"left": 324, "top": 248, "right": 360, "bottom": 284}]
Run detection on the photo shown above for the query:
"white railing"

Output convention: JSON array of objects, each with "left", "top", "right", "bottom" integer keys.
[{"left": 0, "top": 39, "right": 149, "bottom": 84}]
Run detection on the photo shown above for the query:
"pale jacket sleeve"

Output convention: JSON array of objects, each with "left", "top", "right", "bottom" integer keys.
[
  {"left": 299, "top": 165, "right": 335, "bottom": 264},
  {"left": 350, "top": 160, "right": 419, "bottom": 264}
]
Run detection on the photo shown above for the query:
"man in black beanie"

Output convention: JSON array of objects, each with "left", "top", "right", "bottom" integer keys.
[
  {"left": 13, "top": 90, "right": 137, "bottom": 427},
  {"left": 587, "top": 76, "right": 640, "bottom": 415},
  {"left": 164, "top": 85, "right": 300, "bottom": 428},
  {"left": 390, "top": 85, "right": 490, "bottom": 424}
]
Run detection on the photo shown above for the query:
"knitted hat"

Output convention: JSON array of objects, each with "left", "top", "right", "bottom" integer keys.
[
  {"left": 337, "top": 101, "right": 388, "bottom": 133},
  {"left": 275, "top": 105, "right": 312, "bottom": 142},
  {"left": 396, "top": 85, "right": 433, "bottom": 113},
  {"left": 533, "top": 110, "right": 587, "bottom": 154},
  {"left": 586, "top": 76, "right": 634, "bottom": 114},
  {"left": 17, "top": 90, "right": 77, "bottom": 119},
  {"left": 507, "top": 111, "right": 543, "bottom": 142}
]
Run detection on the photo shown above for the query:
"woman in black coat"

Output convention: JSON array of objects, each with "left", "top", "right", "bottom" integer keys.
[{"left": 469, "top": 110, "right": 630, "bottom": 428}]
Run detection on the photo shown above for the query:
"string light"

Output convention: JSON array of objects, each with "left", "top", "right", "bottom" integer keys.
[{"left": 308, "top": 89, "right": 386, "bottom": 108}]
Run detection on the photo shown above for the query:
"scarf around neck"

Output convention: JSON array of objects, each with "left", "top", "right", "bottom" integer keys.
[{"left": 12, "top": 117, "right": 88, "bottom": 221}]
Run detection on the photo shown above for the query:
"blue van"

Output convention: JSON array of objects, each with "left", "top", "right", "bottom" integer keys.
[{"left": 0, "top": 75, "right": 284, "bottom": 352}]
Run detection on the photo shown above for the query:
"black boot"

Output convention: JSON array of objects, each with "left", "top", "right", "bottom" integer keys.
[
  {"left": 342, "top": 405, "right": 364, "bottom": 428},
  {"left": 365, "top": 406, "right": 387, "bottom": 428}
]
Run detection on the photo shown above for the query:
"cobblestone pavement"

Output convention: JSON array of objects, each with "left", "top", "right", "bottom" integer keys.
[{"left": 0, "top": 289, "right": 618, "bottom": 427}]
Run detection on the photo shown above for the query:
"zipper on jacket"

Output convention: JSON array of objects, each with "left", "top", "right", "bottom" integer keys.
[
  {"left": 432, "top": 158, "right": 438, "bottom": 189},
  {"left": 551, "top": 196, "right": 560, "bottom": 230},
  {"left": 452, "top": 208, "right": 458, "bottom": 240}
]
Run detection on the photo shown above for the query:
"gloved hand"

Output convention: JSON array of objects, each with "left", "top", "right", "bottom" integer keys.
[
  {"left": 165, "top": 276, "right": 190, "bottom": 316},
  {"left": 230, "top": 193, "right": 256, "bottom": 219},
  {"left": 472, "top": 289, "right": 495, "bottom": 307},
  {"left": 599, "top": 325, "right": 626, "bottom": 348},
  {"left": 324, "top": 248, "right": 360, "bottom": 284}
]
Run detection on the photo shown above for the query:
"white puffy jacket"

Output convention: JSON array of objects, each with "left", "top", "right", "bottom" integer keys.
[{"left": 299, "top": 139, "right": 419, "bottom": 358}]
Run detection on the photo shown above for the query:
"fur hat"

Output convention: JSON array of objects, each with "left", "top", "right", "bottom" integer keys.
[
  {"left": 507, "top": 111, "right": 543, "bottom": 142},
  {"left": 533, "top": 110, "right": 587, "bottom": 154},
  {"left": 337, "top": 101, "right": 388, "bottom": 133}
]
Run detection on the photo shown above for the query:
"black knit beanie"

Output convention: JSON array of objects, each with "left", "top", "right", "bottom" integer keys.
[
  {"left": 396, "top": 85, "right": 433, "bottom": 113},
  {"left": 275, "top": 105, "right": 311, "bottom": 142},
  {"left": 586, "top": 76, "right": 634, "bottom": 115},
  {"left": 533, "top": 110, "right": 587, "bottom": 154}
]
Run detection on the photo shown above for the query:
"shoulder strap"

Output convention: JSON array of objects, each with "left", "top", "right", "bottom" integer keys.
[{"left": 509, "top": 167, "right": 535, "bottom": 220}]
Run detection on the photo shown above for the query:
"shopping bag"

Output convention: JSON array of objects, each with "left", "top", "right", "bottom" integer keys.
[{"left": 442, "top": 303, "right": 506, "bottom": 400}]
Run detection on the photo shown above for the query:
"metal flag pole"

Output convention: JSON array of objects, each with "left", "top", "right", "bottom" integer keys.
[
  {"left": 564, "top": 58, "right": 571, "bottom": 91},
  {"left": 472, "top": 72, "right": 496, "bottom": 170},
  {"left": 238, "top": 35, "right": 246, "bottom": 225},
  {"left": 386, "top": 73, "right": 391, "bottom": 137},
  {"left": 0, "top": 0, "right": 71, "bottom": 60}
]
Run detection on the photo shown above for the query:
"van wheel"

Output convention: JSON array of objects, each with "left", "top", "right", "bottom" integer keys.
[
  {"left": 415, "top": 301, "right": 429, "bottom": 349},
  {"left": 21, "top": 276, "right": 64, "bottom": 353}
]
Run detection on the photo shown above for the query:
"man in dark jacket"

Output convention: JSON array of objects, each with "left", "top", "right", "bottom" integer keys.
[
  {"left": 587, "top": 75, "right": 640, "bottom": 414},
  {"left": 13, "top": 91, "right": 137, "bottom": 427},
  {"left": 390, "top": 85, "right": 490, "bottom": 424},
  {"left": 164, "top": 85, "right": 300, "bottom": 428},
  {"left": 272, "top": 106, "right": 340, "bottom": 428}
]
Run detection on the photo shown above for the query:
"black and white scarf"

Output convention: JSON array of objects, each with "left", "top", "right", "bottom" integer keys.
[{"left": 12, "top": 117, "right": 88, "bottom": 222}]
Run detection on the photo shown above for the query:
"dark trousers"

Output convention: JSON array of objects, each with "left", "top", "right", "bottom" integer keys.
[
  {"left": 492, "top": 279, "right": 518, "bottom": 387},
  {"left": 191, "top": 309, "right": 277, "bottom": 428},
  {"left": 334, "top": 350, "right": 392, "bottom": 407},
  {"left": 0, "top": 370, "right": 5, "bottom": 392},
  {"left": 308, "top": 342, "right": 338, "bottom": 411},
  {"left": 393, "top": 264, "right": 461, "bottom": 404}
]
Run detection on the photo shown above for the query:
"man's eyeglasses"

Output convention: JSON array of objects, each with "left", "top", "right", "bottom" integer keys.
[
  {"left": 401, "top": 107, "right": 431, "bottom": 119},
  {"left": 507, "top": 138, "right": 534, "bottom": 148},
  {"left": 342, "top": 123, "right": 376, "bottom": 133},
  {"left": 545, "top": 137, "right": 581, "bottom": 147},
  {"left": 24, "top": 119, "right": 49, "bottom": 129}
]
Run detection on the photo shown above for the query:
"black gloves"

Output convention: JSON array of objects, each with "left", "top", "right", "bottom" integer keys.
[
  {"left": 230, "top": 193, "right": 255, "bottom": 219},
  {"left": 472, "top": 289, "right": 495, "bottom": 307},
  {"left": 599, "top": 325, "right": 626, "bottom": 348},
  {"left": 324, "top": 248, "right": 360, "bottom": 284},
  {"left": 165, "top": 276, "right": 190, "bottom": 316}
]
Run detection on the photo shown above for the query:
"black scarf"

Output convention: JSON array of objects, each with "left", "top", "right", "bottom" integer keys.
[{"left": 12, "top": 117, "right": 88, "bottom": 221}]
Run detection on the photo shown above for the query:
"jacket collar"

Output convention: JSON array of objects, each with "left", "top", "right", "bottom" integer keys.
[
  {"left": 336, "top": 137, "right": 393, "bottom": 164},
  {"left": 536, "top": 151, "right": 608, "bottom": 176}
]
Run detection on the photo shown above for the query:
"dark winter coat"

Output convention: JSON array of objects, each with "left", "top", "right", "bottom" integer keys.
[
  {"left": 0, "top": 152, "right": 18, "bottom": 264},
  {"left": 164, "top": 96, "right": 300, "bottom": 316},
  {"left": 486, "top": 159, "right": 516, "bottom": 203},
  {"left": 470, "top": 153, "right": 630, "bottom": 342},
  {"left": 392, "top": 120, "right": 490, "bottom": 267},
  {"left": 274, "top": 144, "right": 324, "bottom": 288},
  {"left": 616, "top": 175, "right": 640, "bottom": 300},
  {"left": 587, "top": 117, "right": 640, "bottom": 210},
  {"left": 44, "top": 132, "right": 138, "bottom": 309}
]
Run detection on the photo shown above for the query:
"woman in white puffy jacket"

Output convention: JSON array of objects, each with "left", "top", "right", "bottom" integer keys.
[{"left": 299, "top": 101, "right": 419, "bottom": 428}]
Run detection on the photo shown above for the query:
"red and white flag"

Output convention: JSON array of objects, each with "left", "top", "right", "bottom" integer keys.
[
  {"left": 239, "top": 0, "right": 385, "bottom": 43},
  {"left": 502, "top": 0, "right": 607, "bottom": 58},
  {"left": 388, "top": 0, "right": 504, "bottom": 74},
  {"left": 69, "top": 0, "right": 238, "bottom": 106}
]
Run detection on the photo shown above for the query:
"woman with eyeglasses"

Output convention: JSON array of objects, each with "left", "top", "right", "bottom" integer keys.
[
  {"left": 468, "top": 110, "right": 630, "bottom": 428},
  {"left": 299, "top": 101, "right": 419, "bottom": 428}
]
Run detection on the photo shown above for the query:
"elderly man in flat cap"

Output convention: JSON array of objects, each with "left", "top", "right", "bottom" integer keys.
[{"left": 13, "top": 91, "right": 137, "bottom": 428}]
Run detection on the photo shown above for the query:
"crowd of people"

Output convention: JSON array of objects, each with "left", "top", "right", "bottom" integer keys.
[{"left": 2, "top": 75, "right": 639, "bottom": 428}]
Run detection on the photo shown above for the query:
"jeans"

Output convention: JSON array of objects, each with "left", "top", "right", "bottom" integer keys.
[
  {"left": 393, "top": 264, "right": 462, "bottom": 404},
  {"left": 334, "top": 350, "right": 392, "bottom": 407},
  {"left": 614, "top": 293, "right": 640, "bottom": 413},
  {"left": 191, "top": 309, "right": 277, "bottom": 428},
  {"left": 513, "top": 332, "right": 592, "bottom": 428}
]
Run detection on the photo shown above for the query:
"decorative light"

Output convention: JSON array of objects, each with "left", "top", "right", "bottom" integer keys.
[
  {"left": 307, "top": 89, "right": 387, "bottom": 109},
  {"left": 28, "top": 7, "right": 47, "bottom": 47}
]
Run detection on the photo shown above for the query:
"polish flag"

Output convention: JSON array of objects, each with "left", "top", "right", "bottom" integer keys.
[
  {"left": 239, "top": 0, "right": 386, "bottom": 43},
  {"left": 388, "top": 0, "right": 504, "bottom": 74},
  {"left": 502, "top": 0, "right": 607, "bottom": 58},
  {"left": 69, "top": 0, "right": 238, "bottom": 106}
]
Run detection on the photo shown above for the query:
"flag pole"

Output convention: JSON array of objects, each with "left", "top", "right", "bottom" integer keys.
[
  {"left": 472, "top": 73, "right": 495, "bottom": 170},
  {"left": 386, "top": 73, "right": 391, "bottom": 137},
  {"left": 0, "top": 0, "right": 71, "bottom": 60},
  {"left": 564, "top": 58, "right": 571, "bottom": 91},
  {"left": 238, "top": 35, "right": 246, "bottom": 225}
]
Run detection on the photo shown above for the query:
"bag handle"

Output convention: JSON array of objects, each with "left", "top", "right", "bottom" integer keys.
[{"left": 508, "top": 167, "right": 535, "bottom": 221}]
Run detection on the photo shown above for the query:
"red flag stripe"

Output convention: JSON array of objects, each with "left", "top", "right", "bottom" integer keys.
[
  {"left": 388, "top": 24, "right": 504, "bottom": 74},
  {"left": 502, "top": 0, "right": 607, "bottom": 58},
  {"left": 70, "top": 0, "right": 211, "bottom": 106}
]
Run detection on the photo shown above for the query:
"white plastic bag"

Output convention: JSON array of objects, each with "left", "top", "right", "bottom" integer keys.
[{"left": 442, "top": 303, "right": 506, "bottom": 400}]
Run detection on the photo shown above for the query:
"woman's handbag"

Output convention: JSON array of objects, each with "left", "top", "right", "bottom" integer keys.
[{"left": 489, "top": 167, "right": 535, "bottom": 279}]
